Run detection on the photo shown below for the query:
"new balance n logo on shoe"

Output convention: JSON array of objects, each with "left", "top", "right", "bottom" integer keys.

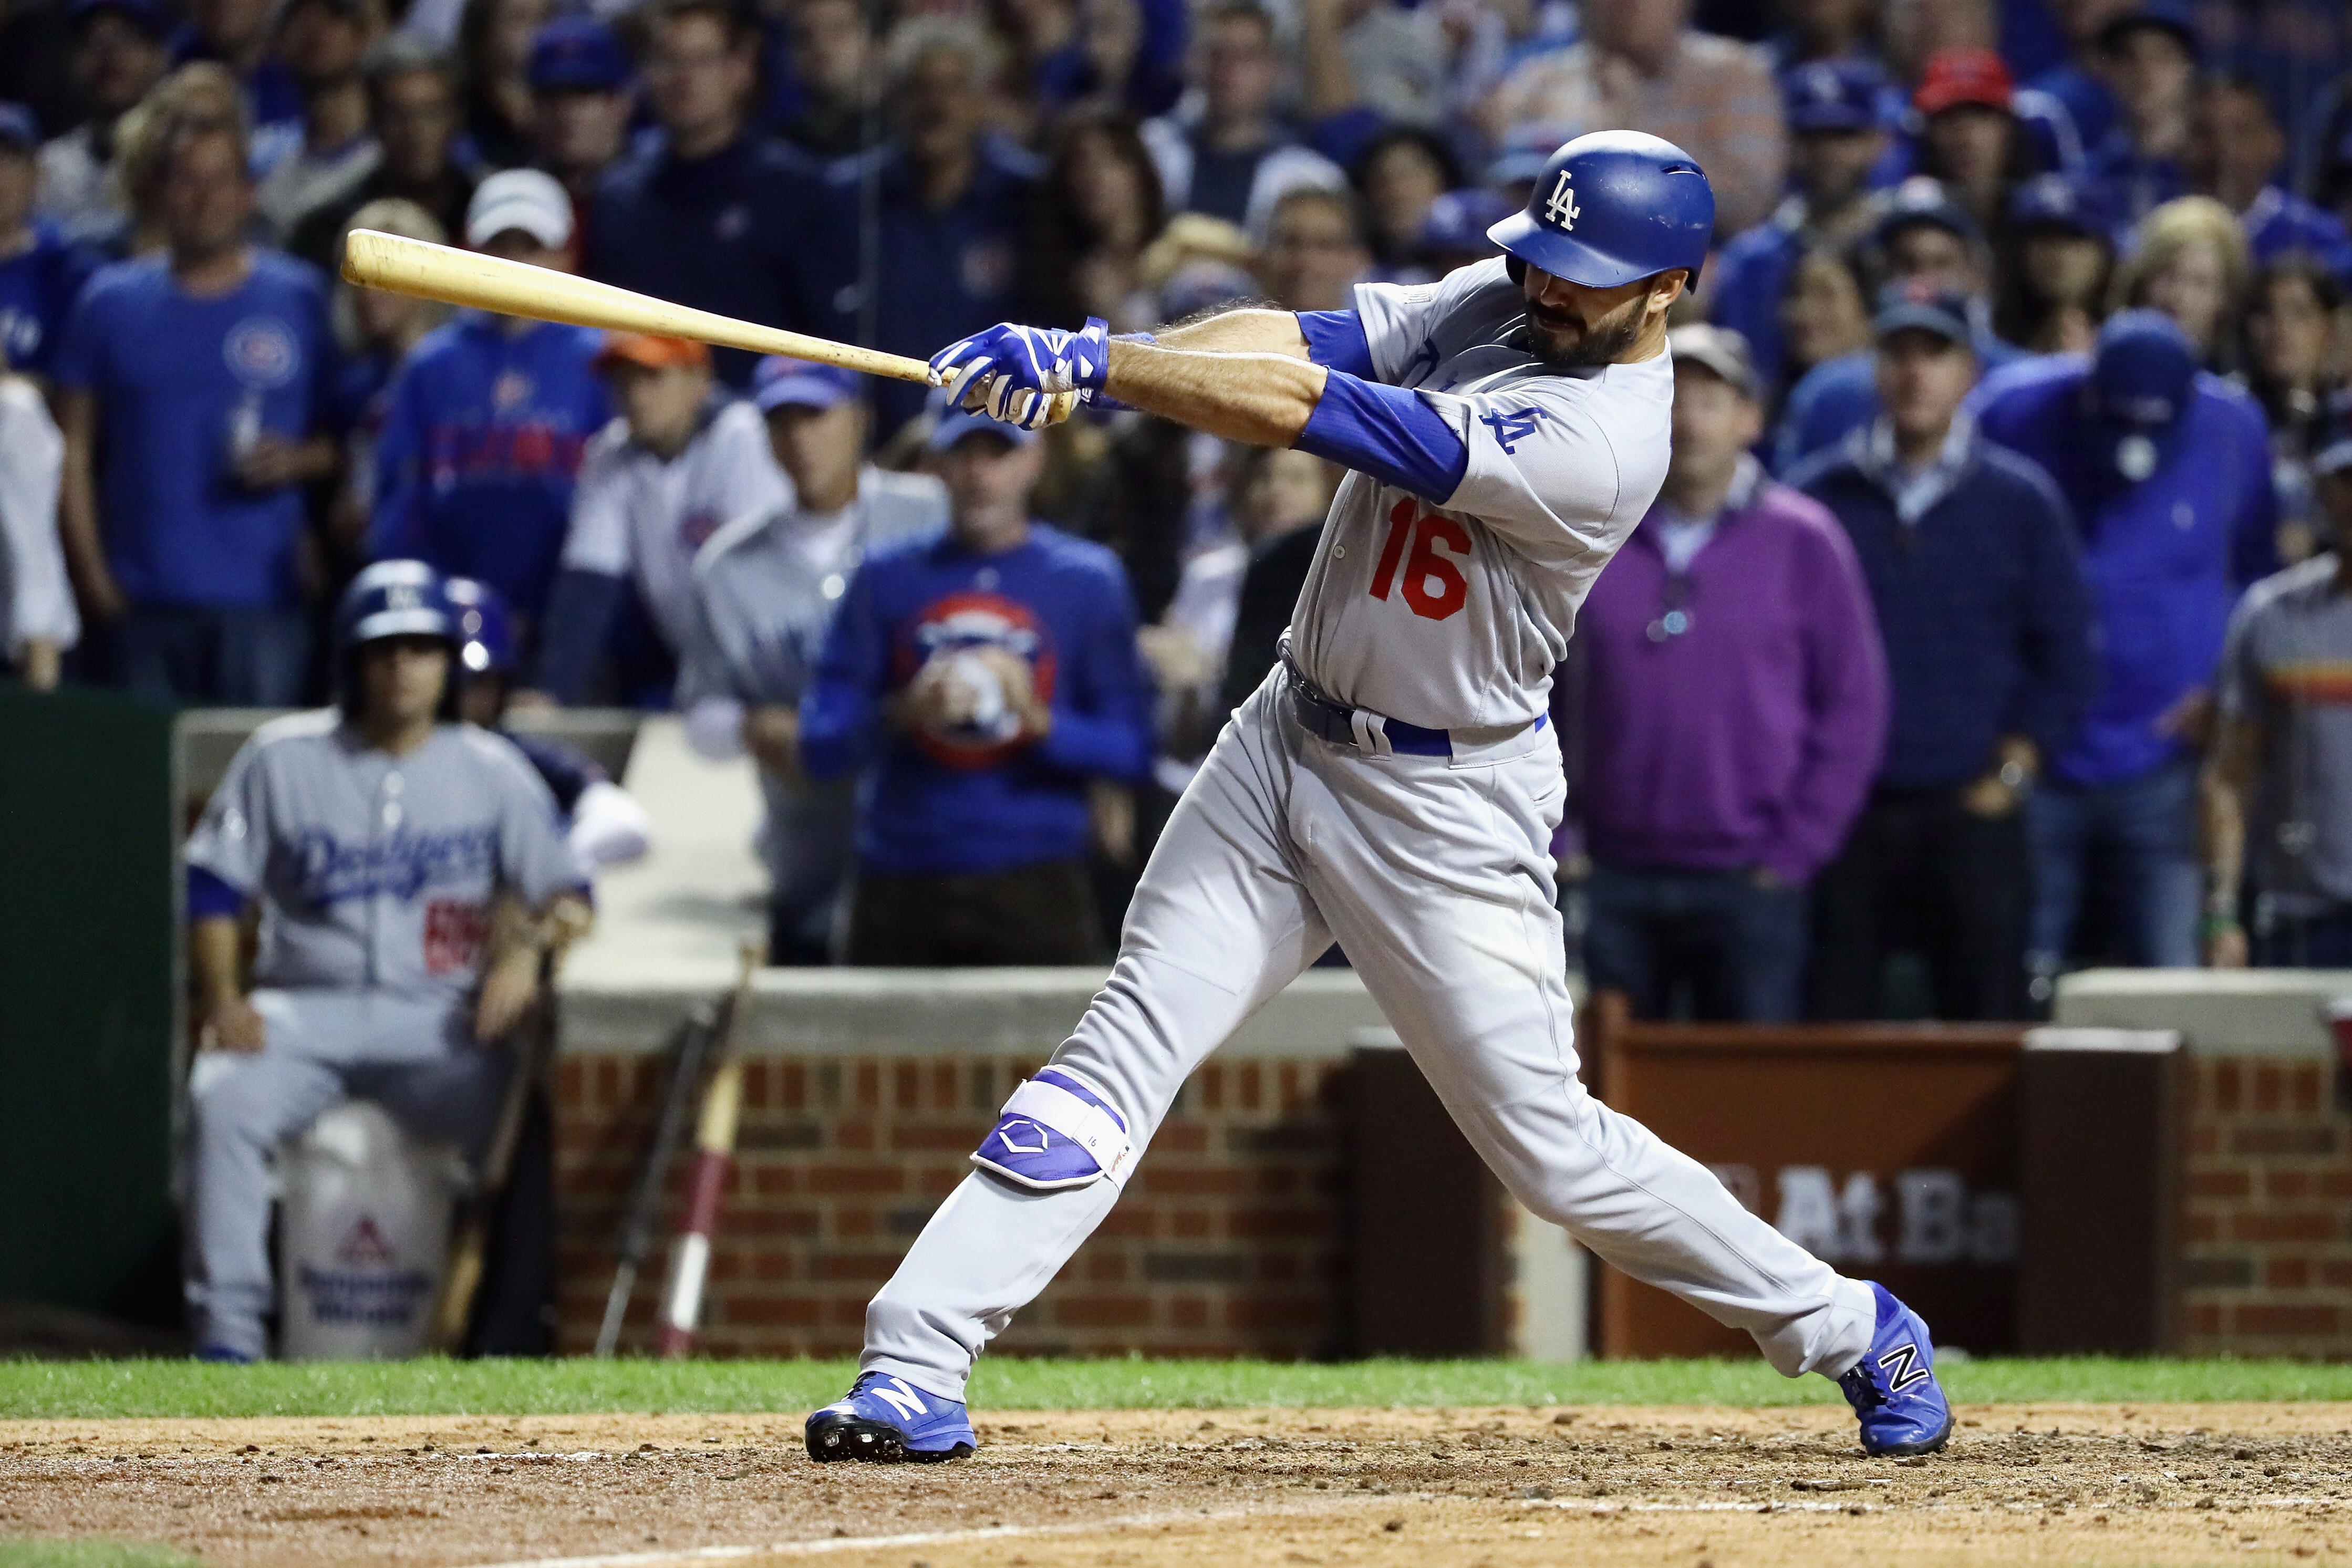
[
  {"left": 1878, "top": 1342, "right": 1930, "bottom": 1393},
  {"left": 873, "top": 1378, "right": 929, "bottom": 1422}
]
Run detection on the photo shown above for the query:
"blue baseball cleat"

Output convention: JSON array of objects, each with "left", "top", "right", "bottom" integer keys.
[
  {"left": 805, "top": 1372, "right": 977, "bottom": 1463},
  {"left": 1836, "top": 1282, "right": 1953, "bottom": 1456}
]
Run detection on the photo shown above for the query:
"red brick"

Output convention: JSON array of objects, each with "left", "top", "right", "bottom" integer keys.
[
  {"left": 2320, "top": 1171, "right": 2352, "bottom": 1198},
  {"left": 2188, "top": 1169, "right": 2250, "bottom": 1199},
  {"left": 1230, "top": 1206, "right": 1324, "bottom": 1239},
  {"left": 917, "top": 1169, "right": 963, "bottom": 1197},
  {"left": 2293, "top": 1065, "right": 2323, "bottom": 1113},
  {"left": 2187, "top": 1213, "right": 2219, "bottom": 1242},
  {"left": 2254, "top": 1065, "right": 2284, "bottom": 1113},
  {"left": 2215, "top": 1061, "right": 2243, "bottom": 1113},
  {"left": 826, "top": 1299, "right": 867, "bottom": 1327},
  {"left": 1256, "top": 1167, "right": 1300, "bottom": 1196},
  {"left": 1171, "top": 1294, "right": 1209, "bottom": 1329},
  {"left": 2236, "top": 1303, "right": 2340, "bottom": 1335},
  {"left": 1279, "top": 1063, "right": 1303, "bottom": 1113},
  {"left": 782, "top": 1063, "right": 806, "bottom": 1111},
  {"left": 931, "top": 1063, "right": 958, "bottom": 1110},
  {"left": 1142, "top": 1167, "right": 1244, "bottom": 1197},
  {"left": 2266, "top": 1169, "right": 2314, "bottom": 1200},
  {"left": 1262, "top": 1254, "right": 1299, "bottom": 1283},
  {"left": 556, "top": 1059, "right": 586, "bottom": 1109},
  {"left": 894, "top": 1064, "right": 919, "bottom": 1112},
  {"left": 2189, "top": 1125, "right": 2219, "bottom": 1156},
  {"left": 2229, "top": 1211, "right": 2338, "bottom": 1242},
  {"left": 855, "top": 1063, "right": 880, "bottom": 1108},
  {"left": 752, "top": 1253, "right": 794, "bottom": 1281},
  {"left": 593, "top": 1057, "right": 621, "bottom": 1108},
  {"left": 2188, "top": 1302, "right": 2222, "bottom": 1335},
  {"left": 1171, "top": 1210, "right": 1213, "bottom": 1239},
  {"left": 835, "top": 1207, "right": 878, "bottom": 1239},
  {"left": 2324, "top": 1261, "right": 2352, "bottom": 1288},
  {"left": 814, "top": 1253, "right": 902, "bottom": 1283},
  {"left": 1225, "top": 1294, "right": 1323, "bottom": 1329},
  {"left": 1086, "top": 1253, "right": 1129, "bottom": 1283},
  {"left": 1154, "top": 1120, "right": 1209, "bottom": 1155},
  {"left": 1200, "top": 1065, "right": 1225, "bottom": 1112},
  {"left": 835, "top": 1119, "right": 875, "bottom": 1151},
  {"left": 2266, "top": 1257, "right": 2313, "bottom": 1289},
  {"left": 892, "top": 1124, "right": 985, "bottom": 1150},
  {"left": 722, "top": 1294, "right": 818, "bottom": 1326},
  {"left": 1096, "top": 1206, "right": 1159, "bottom": 1238},
  {"left": 1056, "top": 1294, "right": 1153, "bottom": 1327},
  {"left": 750, "top": 1166, "right": 797, "bottom": 1197},
  {"left": 1239, "top": 1063, "right": 1262, "bottom": 1111},
  {"left": 809, "top": 1164, "right": 906, "bottom": 1195}
]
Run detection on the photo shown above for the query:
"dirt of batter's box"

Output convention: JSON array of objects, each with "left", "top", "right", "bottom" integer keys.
[{"left": 6, "top": 1403, "right": 2352, "bottom": 1568}]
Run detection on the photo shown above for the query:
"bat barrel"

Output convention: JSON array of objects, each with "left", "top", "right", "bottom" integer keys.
[{"left": 340, "top": 229, "right": 940, "bottom": 387}]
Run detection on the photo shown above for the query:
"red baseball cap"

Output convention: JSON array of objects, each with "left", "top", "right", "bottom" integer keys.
[
  {"left": 1913, "top": 48, "right": 2014, "bottom": 116},
  {"left": 593, "top": 334, "right": 710, "bottom": 373}
]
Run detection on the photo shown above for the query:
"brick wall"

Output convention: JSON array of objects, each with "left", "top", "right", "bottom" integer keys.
[
  {"left": 552, "top": 1053, "right": 1350, "bottom": 1358},
  {"left": 2177, "top": 1054, "right": 2352, "bottom": 1355}
]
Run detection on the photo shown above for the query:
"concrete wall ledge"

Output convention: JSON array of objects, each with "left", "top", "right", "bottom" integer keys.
[
  {"left": 556, "top": 965, "right": 1384, "bottom": 1058},
  {"left": 2054, "top": 967, "right": 2352, "bottom": 1056}
]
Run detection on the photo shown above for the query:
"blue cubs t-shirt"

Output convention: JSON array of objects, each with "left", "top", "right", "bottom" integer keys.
[
  {"left": 0, "top": 223, "right": 94, "bottom": 377},
  {"left": 51, "top": 248, "right": 330, "bottom": 608}
]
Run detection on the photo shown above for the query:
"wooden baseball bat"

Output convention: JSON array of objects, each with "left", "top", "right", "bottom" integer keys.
[
  {"left": 592, "top": 1002, "right": 719, "bottom": 1359},
  {"left": 654, "top": 941, "right": 762, "bottom": 1359},
  {"left": 341, "top": 229, "right": 939, "bottom": 386}
]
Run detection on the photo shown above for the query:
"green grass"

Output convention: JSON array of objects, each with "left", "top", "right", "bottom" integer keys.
[
  {"left": 0, "top": 1543, "right": 198, "bottom": 1568},
  {"left": 9, "top": 1356, "right": 2352, "bottom": 1422}
]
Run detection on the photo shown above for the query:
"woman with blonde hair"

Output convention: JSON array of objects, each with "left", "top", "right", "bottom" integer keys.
[{"left": 2109, "top": 194, "right": 2252, "bottom": 370}]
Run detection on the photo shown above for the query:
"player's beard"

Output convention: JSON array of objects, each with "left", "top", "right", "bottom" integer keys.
[{"left": 1526, "top": 295, "right": 1647, "bottom": 367}]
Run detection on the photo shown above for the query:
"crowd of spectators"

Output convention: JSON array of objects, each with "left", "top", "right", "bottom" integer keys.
[{"left": 5, "top": 0, "right": 2352, "bottom": 1011}]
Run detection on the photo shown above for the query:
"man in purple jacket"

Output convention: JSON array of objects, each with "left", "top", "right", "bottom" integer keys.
[{"left": 1560, "top": 325, "right": 1888, "bottom": 1021}]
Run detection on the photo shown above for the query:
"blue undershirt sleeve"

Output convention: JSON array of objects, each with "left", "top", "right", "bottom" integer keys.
[
  {"left": 187, "top": 866, "right": 247, "bottom": 921},
  {"left": 1294, "top": 370, "right": 1470, "bottom": 504},
  {"left": 1296, "top": 311, "right": 1374, "bottom": 378}
]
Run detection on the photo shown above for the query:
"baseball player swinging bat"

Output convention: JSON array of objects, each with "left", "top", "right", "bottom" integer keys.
[
  {"left": 805, "top": 130, "right": 1956, "bottom": 1468},
  {"left": 341, "top": 230, "right": 937, "bottom": 386}
]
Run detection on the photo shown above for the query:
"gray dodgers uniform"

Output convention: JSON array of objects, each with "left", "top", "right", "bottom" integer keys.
[
  {"left": 678, "top": 468, "right": 949, "bottom": 953},
  {"left": 182, "top": 711, "right": 590, "bottom": 1357},
  {"left": 863, "top": 260, "right": 1879, "bottom": 1394}
]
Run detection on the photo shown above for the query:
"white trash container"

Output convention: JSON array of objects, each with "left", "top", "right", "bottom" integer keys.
[{"left": 276, "top": 1100, "right": 458, "bottom": 1361}]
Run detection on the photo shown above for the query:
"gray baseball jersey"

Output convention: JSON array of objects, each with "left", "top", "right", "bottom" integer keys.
[
  {"left": 1290, "top": 258, "right": 1675, "bottom": 731},
  {"left": 185, "top": 711, "right": 591, "bottom": 1004}
]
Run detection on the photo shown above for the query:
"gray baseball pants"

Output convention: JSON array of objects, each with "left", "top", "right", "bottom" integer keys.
[
  {"left": 863, "top": 673, "right": 1874, "bottom": 1399},
  {"left": 183, "top": 989, "right": 507, "bottom": 1359}
]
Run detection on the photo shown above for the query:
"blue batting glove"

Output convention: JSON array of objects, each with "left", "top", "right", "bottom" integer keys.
[{"left": 929, "top": 318, "right": 1112, "bottom": 431}]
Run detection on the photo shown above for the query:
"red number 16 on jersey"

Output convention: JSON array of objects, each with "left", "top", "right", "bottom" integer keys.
[{"left": 1367, "top": 498, "right": 1471, "bottom": 621}]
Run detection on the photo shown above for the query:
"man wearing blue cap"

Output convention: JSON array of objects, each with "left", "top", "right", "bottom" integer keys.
[
  {"left": 1708, "top": 58, "right": 1894, "bottom": 396},
  {"left": 1792, "top": 284, "right": 2095, "bottom": 1021},
  {"left": 526, "top": 17, "right": 635, "bottom": 202},
  {"left": 2183, "top": 77, "right": 2352, "bottom": 286},
  {"left": 1976, "top": 309, "right": 2277, "bottom": 988},
  {"left": 0, "top": 102, "right": 94, "bottom": 382},
  {"left": 1772, "top": 177, "right": 2022, "bottom": 473},
  {"left": 805, "top": 130, "right": 1958, "bottom": 1468},
  {"left": 788, "top": 399, "right": 1150, "bottom": 966},
  {"left": 677, "top": 358, "right": 948, "bottom": 964},
  {"left": 1997, "top": 173, "right": 2115, "bottom": 352}
]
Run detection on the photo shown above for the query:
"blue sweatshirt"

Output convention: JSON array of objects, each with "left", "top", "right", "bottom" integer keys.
[
  {"left": 1790, "top": 424, "right": 2097, "bottom": 791},
  {"left": 368, "top": 311, "right": 608, "bottom": 621},
  {"left": 1976, "top": 357, "right": 2277, "bottom": 787},
  {"left": 801, "top": 523, "right": 1153, "bottom": 877}
]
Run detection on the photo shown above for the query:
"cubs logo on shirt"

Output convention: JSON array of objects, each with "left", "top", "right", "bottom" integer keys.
[
  {"left": 224, "top": 316, "right": 300, "bottom": 390},
  {"left": 894, "top": 591, "right": 1056, "bottom": 769}
]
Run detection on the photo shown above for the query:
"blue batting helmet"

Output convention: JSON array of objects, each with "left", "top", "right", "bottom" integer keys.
[
  {"left": 442, "top": 576, "right": 517, "bottom": 677},
  {"left": 334, "top": 559, "right": 455, "bottom": 653},
  {"left": 1486, "top": 130, "right": 1715, "bottom": 289}
]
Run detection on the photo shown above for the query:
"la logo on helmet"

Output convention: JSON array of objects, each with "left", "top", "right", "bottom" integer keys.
[{"left": 1545, "top": 170, "right": 1580, "bottom": 231}]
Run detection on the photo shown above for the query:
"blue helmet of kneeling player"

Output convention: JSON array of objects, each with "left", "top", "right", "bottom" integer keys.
[
  {"left": 333, "top": 559, "right": 461, "bottom": 718},
  {"left": 442, "top": 575, "right": 517, "bottom": 678},
  {"left": 1487, "top": 130, "right": 1715, "bottom": 290}
]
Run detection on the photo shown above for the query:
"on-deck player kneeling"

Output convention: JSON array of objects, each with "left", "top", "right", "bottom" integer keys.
[{"left": 806, "top": 131, "right": 1952, "bottom": 1465}]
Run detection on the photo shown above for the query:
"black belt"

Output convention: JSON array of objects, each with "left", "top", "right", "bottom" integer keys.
[{"left": 1283, "top": 659, "right": 1458, "bottom": 757}]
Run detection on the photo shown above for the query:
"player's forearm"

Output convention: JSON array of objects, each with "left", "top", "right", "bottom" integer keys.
[
  {"left": 191, "top": 916, "right": 244, "bottom": 1007},
  {"left": 1150, "top": 308, "right": 1312, "bottom": 358},
  {"left": 1102, "top": 340, "right": 1329, "bottom": 448}
]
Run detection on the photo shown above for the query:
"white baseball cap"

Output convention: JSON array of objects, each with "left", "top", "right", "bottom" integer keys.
[{"left": 465, "top": 169, "right": 573, "bottom": 251}]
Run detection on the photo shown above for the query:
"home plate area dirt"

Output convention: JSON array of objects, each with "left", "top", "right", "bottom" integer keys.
[{"left": 8, "top": 1403, "right": 2352, "bottom": 1567}]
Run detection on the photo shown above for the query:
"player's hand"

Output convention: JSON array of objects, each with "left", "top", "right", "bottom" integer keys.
[
  {"left": 742, "top": 702, "right": 802, "bottom": 781},
  {"left": 474, "top": 947, "right": 543, "bottom": 1042},
  {"left": 199, "top": 996, "right": 267, "bottom": 1053},
  {"left": 930, "top": 318, "right": 1110, "bottom": 431}
]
